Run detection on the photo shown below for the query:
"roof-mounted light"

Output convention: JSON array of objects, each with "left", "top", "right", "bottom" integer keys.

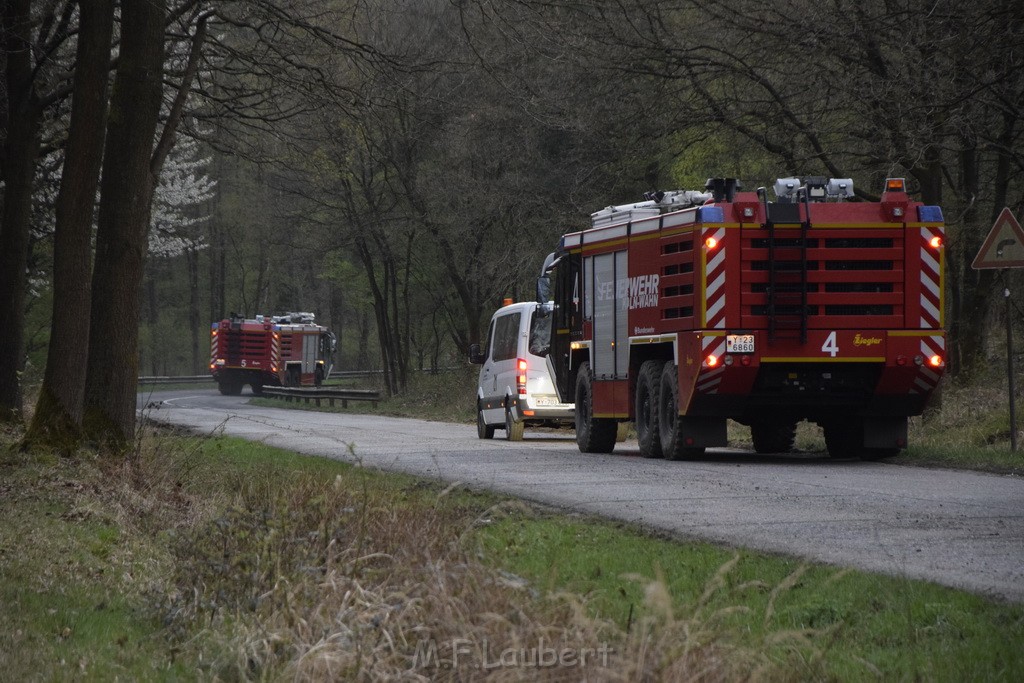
[
  {"left": 773, "top": 177, "right": 800, "bottom": 201},
  {"left": 885, "top": 178, "right": 906, "bottom": 192},
  {"left": 826, "top": 178, "right": 854, "bottom": 199}
]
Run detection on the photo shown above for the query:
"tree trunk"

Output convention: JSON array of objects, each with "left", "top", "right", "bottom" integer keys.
[
  {"left": 24, "top": 0, "right": 115, "bottom": 449},
  {"left": 83, "top": 0, "right": 167, "bottom": 448},
  {"left": 146, "top": 272, "right": 159, "bottom": 375},
  {"left": 0, "top": 0, "right": 41, "bottom": 424},
  {"left": 187, "top": 246, "right": 201, "bottom": 373},
  {"left": 208, "top": 219, "right": 225, "bottom": 323},
  {"left": 954, "top": 111, "right": 1015, "bottom": 372}
]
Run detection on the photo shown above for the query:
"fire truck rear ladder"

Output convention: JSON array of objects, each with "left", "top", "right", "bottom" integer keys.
[{"left": 764, "top": 196, "right": 810, "bottom": 345}]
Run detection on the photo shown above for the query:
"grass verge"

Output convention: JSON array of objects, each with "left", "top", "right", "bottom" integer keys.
[{"left": 2, "top": 426, "right": 1022, "bottom": 680}]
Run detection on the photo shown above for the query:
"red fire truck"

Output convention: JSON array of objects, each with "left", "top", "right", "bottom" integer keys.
[
  {"left": 209, "top": 313, "right": 337, "bottom": 395},
  {"left": 538, "top": 177, "right": 945, "bottom": 459}
]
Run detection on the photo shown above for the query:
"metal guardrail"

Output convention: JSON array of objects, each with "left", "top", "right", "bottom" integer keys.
[
  {"left": 139, "top": 367, "right": 457, "bottom": 384},
  {"left": 138, "top": 375, "right": 212, "bottom": 385},
  {"left": 261, "top": 386, "right": 381, "bottom": 408}
]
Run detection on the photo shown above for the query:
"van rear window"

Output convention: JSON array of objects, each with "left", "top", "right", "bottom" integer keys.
[{"left": 492, "top": 313, "right": 521, "bottom": 361}]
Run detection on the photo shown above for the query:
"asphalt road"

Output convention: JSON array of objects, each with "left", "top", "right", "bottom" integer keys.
[{"left": 140, "top": 388, "right": 1024, "bottom": 602}]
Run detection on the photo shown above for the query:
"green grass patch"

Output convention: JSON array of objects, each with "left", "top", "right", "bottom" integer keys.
[
  {"left": 474, "top": 511, "right": 1024, "bottom": 681},
  {"left": 0, "top": 448, "right": 192, "bottom": 679}
]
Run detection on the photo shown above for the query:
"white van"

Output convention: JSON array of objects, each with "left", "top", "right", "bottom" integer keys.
[{"left": 469, "top": 301, "right": 574, "bottom": 440}]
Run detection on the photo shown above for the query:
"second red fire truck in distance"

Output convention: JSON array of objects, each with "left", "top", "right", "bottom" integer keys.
[
  {"left": 210, "top": 312, "right": 336, "bottom": 396},
  {"left": 538, "top": 176, "right": 945, "bottom": 459}
]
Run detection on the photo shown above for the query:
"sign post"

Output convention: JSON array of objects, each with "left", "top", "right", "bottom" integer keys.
[
  {"left": 1007, "top": 289, "right": 1017, "bottom": 451},
  {"left": 973, "top": 207, "right": 1024, "bottom": 451}
]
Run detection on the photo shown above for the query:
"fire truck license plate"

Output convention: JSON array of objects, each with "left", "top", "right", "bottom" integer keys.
[{"left": 726, "top": 334, "right": 755, "bottom": 353}]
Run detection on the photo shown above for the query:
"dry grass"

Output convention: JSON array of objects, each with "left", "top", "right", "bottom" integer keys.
[{"left": 138, "top": 439, "right": 807, "bottom": 681}]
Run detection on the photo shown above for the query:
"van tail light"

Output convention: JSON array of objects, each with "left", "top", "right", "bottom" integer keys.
[{"left": 517, "top": 358, "right": 527, "bottom": 395}]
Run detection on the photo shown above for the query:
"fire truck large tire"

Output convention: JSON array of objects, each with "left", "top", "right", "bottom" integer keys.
[
  {"left": 218, "top": 379, "right": 242, "bottom": 396},
  {"left": 750, "top": 421, "right": 797, "bottom": 454},
  {"left": 314, "top": 367, "right": 324, "bottom": 388},
  {"left": 823, "top": 423, "right": 860, "bottom": 458},
  {"left": 575, "top": 362, "right": 617, "bottom": 453},
  {"left": 477, "top": 402, "right": 495, "bottom": 440},
  {"left": 250, "top": 383, "right": 264, "bottom": 397},
  {"left": 635, "top": 360, "right": 665, "bottom": 458},
  {"left": 658, "top": 363, "right": 705, "bottom": 460},
  {"left": 824, "top": 421, "right": 901, "bottom": 459},
  {"left": 505, "top": 405, "right": 525, "bottom": 442}
]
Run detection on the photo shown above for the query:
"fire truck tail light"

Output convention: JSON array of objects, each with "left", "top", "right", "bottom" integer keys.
[
  {"left": 705, "top": 354, "right": 719, "bottom": 368},
  {"left": 896, "top": 355, "right": 907, "bottom": 366},
  {"left": 740, "top": 355, "right": 751, "bottom": 366},
  {"left": 705, "top": 236, "right": 718, "bottom": 250},
  {"left": 929, "top": 236, "right": 943, "bottom": 248},
  {"left": 929, "top": 355, "right": 944, "bottom": 368}
]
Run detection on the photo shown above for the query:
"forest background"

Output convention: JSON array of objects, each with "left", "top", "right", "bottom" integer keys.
[{"left": 1, "top": 0, "right": 1021, "bottom": 448}]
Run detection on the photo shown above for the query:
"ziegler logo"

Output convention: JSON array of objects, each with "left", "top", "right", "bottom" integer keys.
[{"left": 853, "top": 334, "right": 882, "bottom": 347}]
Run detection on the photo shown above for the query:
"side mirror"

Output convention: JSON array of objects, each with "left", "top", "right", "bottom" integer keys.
[
  {"left": 536, "top": 275, "right": 551, "bottom": 304},
  {"left": 469, "top": 343, "right": 485, "bottom": 364}
]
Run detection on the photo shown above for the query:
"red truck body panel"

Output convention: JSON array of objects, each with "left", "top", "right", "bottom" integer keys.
[{"left": 550, "top": 180, "right": 945, "bottom": 455}]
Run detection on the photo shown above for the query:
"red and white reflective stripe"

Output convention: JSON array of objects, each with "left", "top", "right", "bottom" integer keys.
[
  {"left": 210, "top": 332, "right": 218, "bottom": 363},
  {"left": 911, "top": 335, "right": 945, "bottom": 394},
  {"left": 698, "top": 335, "right": 727, "bottom": 394},
  {"left": 704, "top": 227, "right": 727, "bottom": 329},
  {"left": 271, "top": 333, "right": 280, "bottom": 368},
  {"left": 919, "top": 227, "right": 943, "bottom": 328}
]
